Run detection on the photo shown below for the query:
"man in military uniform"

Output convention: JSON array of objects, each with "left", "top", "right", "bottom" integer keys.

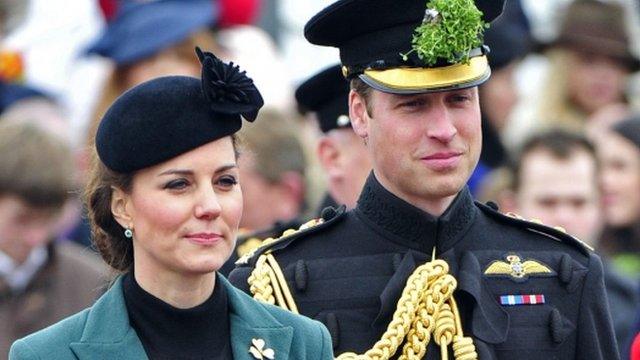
[
  {"left": 295, "top": 64, "right": 372, "bottom": 210},
  {"left": 230, "top": 0, "right": 619, "bottom": 358}
]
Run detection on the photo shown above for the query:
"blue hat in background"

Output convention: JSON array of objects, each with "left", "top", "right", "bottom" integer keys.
[
  {"left": 0, "top": 81, "right": 51, "bottom": 115},
  {"left": 86, "top": 0, "right": 218, "bottom": 66}
]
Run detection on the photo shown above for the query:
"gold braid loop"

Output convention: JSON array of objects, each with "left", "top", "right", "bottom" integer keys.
[
  {"left": 434, "top": 303, "right": 455, "bottom": 360},
  {"left": 399, "top": 305, "right": 432, "bottom": 359},
  {"left": 248, "top": 252, "right": 299, "bottom": 313},
  {"left": 248, "top": 255, "right": 276, "bottom": 305},
  {"left": 247, "top": 234, "right": 298, "bottom": 311},
  {"left": 337, "top": 259, "right": 477, "bottom": 360},
  {"left": 452, "top": 336, "right": 478, "bottom": 360}
]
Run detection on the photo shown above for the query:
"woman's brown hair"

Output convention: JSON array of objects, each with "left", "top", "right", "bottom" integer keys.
[{"left": 84, "top": 148, "right": 135, "bottom": 272}]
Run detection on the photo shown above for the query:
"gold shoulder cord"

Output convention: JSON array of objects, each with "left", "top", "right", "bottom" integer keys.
[
  {"left": 336, "top": 254, "right": 477, "bottom": 360},
  {"left": 247, "top": 219, "right": 323, "bottom": 313},
  {"left": 249, "top": 237, "right": 476, "bottom": 360}
]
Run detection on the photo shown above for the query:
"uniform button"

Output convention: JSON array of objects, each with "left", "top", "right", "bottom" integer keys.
[
  {"left": 485, "top": 201, "right": 499, "bottom": 211},
  {"left": 325, "top": 313, "right": 340, "bottom": 350},
  {"left": 392, "top": 253, "right": 402, "bottom": 271},
  {"left": 321, "top": 206, "right": 337, "bottom": 221},
  {"left": 559, "top": 254, "right": 573, "bottom": 285},
  {"left": 549, "top": 309, "right": 564, "bottom": 343},
  {"left": 294, "top": 260, "right": 308, "bottom": 292}
]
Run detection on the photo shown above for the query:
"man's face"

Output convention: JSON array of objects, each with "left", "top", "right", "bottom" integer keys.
[
  {"left": 350, "top": 87, "right": 482, "bottom": 208},
  {"left": 516, "top": 149, "right": 602, "bottom": 244}
]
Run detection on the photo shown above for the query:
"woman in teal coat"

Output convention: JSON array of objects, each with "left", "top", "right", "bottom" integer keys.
[{"left": 9, "top": 48, "right": 333, "bottom": 360}]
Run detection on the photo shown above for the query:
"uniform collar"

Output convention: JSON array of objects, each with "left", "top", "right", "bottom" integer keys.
[{"left": 355, "top": 172, "right": 477, "bottom": 253}]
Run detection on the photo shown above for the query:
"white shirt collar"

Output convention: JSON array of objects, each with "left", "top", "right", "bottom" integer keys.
[{"left": 0, "top": 246, "right": 48, "bottom": 293}]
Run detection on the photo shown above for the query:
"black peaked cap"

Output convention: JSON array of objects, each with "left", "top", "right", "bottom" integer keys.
[
  {"left": 304, "top": 0, "right": 505, "bottom": 70},
  {"left": 295, "top": 64, "right": 350, "bottom": 133}
]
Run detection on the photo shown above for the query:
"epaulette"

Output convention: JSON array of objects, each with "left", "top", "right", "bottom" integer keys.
[
  {"left": 235, "top": 205, "right": 347, "bottom": 267},
  {"left": 234, "top": 218, "right": 306, "bottom": 259},
  {"left": 476, "top": 201, "right": 593, "bottom": 256}
]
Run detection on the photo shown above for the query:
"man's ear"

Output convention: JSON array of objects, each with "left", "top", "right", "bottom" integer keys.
[
  {"left": 111, "top": 186, "right": 133, "bottom": 229},
  {"left": 317, "top": 136, "right": 342, "bottom": 180},
  {"left": 349, "top": 89, "right": 370, "bottom": 140}
]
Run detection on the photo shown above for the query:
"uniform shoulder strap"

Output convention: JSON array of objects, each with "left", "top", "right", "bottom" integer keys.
[
  {"left": 476, "top": 201, "right": 593, "bottom": 256},
  {"left": 235, "top": 205, "right": 347, "bottom": 267}
]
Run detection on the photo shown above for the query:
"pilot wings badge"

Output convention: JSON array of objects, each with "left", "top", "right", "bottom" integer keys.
[{"left": 484, "top": 254, "right": 555, "bottom": 282}]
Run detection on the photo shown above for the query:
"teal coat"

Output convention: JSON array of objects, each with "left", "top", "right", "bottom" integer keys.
[{"left": 9, "top": 275, "right": 332, "bottom": 360}]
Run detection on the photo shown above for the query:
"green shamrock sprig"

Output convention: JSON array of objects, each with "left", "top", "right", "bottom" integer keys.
[{"left": 401, "top": 0, "right": 488, "bottom": 66}]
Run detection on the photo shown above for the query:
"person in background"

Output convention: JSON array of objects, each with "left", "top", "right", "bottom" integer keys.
[
  {"left": 221, "top": 65, "right": 373, "bottom": 276},
  {"left": 506, "top": 129, "right": 638, "bottom": 358},
  {"left": 597, "top": 116, "right": 640, "bottom": 278},
  {"left": 237, "top": 109, "right": 308, "bottom": 232},
  {"left": 505, "top": 0, "right": 639, "bottom": 150},
  {"left": 295, "top": 64, "right": 372, "bottom": 211},
  {"left": 219, "top": 109, "right": 308, "bottom": 275},
  {"left": 0, "top": 121, "right": 106, "bottom": 357},
  {"left": 471, "top": 0, "right": 531, "bottom": 194},
  {"left": 86, "top": 0, "right": 228, "bottom": 137},
  {"left": 9, "top": 48, "right": 332, "bottom": 360}
]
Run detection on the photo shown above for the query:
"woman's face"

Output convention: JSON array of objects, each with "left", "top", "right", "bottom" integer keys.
[
  {"left": 116, "top": 137, "right": 242, "bottom": 277},
  {"left": 598, "top": 132, "right": 640, "bottom": 227},
  {"left": 566, "top": 49, "right": 629, "bottom": 115}
]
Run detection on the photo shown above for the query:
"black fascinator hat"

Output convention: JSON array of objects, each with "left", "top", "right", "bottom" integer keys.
[{"left": 96, "top": 47, "right": 264, "bottom": 173}]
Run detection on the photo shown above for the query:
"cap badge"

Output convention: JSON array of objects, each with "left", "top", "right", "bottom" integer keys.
[
  {"left": 336, "top": 115, "right": 350, "bottom": 127},
  {"left": 484, "top": 254, "right": 554, "bottom": 281},
  {"left": 249, "top": 338, "right": 275, "bottom": 360},
  {"left": 422, "top": 8, "right": 440, "bottom": 24}
]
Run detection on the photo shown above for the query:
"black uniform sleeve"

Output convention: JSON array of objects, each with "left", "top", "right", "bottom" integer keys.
[
  {"left": 228, "top": 265, "right": 253, "bottom": 294},
  {"left": 576, "top": 253, "right": 621, "bottom": 360}
]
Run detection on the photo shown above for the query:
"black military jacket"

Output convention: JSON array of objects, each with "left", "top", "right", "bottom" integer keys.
[{"left": 230, "top": 174, "right": 619, "bottom": 359}]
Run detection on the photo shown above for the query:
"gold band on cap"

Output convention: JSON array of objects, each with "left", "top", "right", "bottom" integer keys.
[{"left": 362, "top": 55, "right": 490, "bottom": 92}]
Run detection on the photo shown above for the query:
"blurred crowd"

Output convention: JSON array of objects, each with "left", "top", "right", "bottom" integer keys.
[{"left": 2, "top": 0, "right": 640, "bottom": 358}]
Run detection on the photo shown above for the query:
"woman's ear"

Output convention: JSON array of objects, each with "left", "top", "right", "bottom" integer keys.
[
  {"left": 349, "top": 89, "right": 370, "bottom": 140},
  {"left": 111, "top": 186, "right": 133, "bottom": 229}
]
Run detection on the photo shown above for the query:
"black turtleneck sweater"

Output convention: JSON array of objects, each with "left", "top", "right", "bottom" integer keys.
[{"left": 123, "top": 273, "right": 233, "bottom": 360}]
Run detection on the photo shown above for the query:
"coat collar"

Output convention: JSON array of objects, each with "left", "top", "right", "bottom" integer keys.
[
  {"left": 70, "top": 275, "right": 293, "bottom": 360},
  {"left": 355, "top": 172, "right": 477, "bottom": 253}
]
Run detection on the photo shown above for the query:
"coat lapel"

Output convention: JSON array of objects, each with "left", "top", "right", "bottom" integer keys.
[
  {"left": 69, "top": 277, "right": 147, "bottom": 360},
  {"left": 69, "top": 275, "right": 294, "bottom": 360},
  {"left": 221, "top": 276, "right": 293, "bottom": 360}
]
